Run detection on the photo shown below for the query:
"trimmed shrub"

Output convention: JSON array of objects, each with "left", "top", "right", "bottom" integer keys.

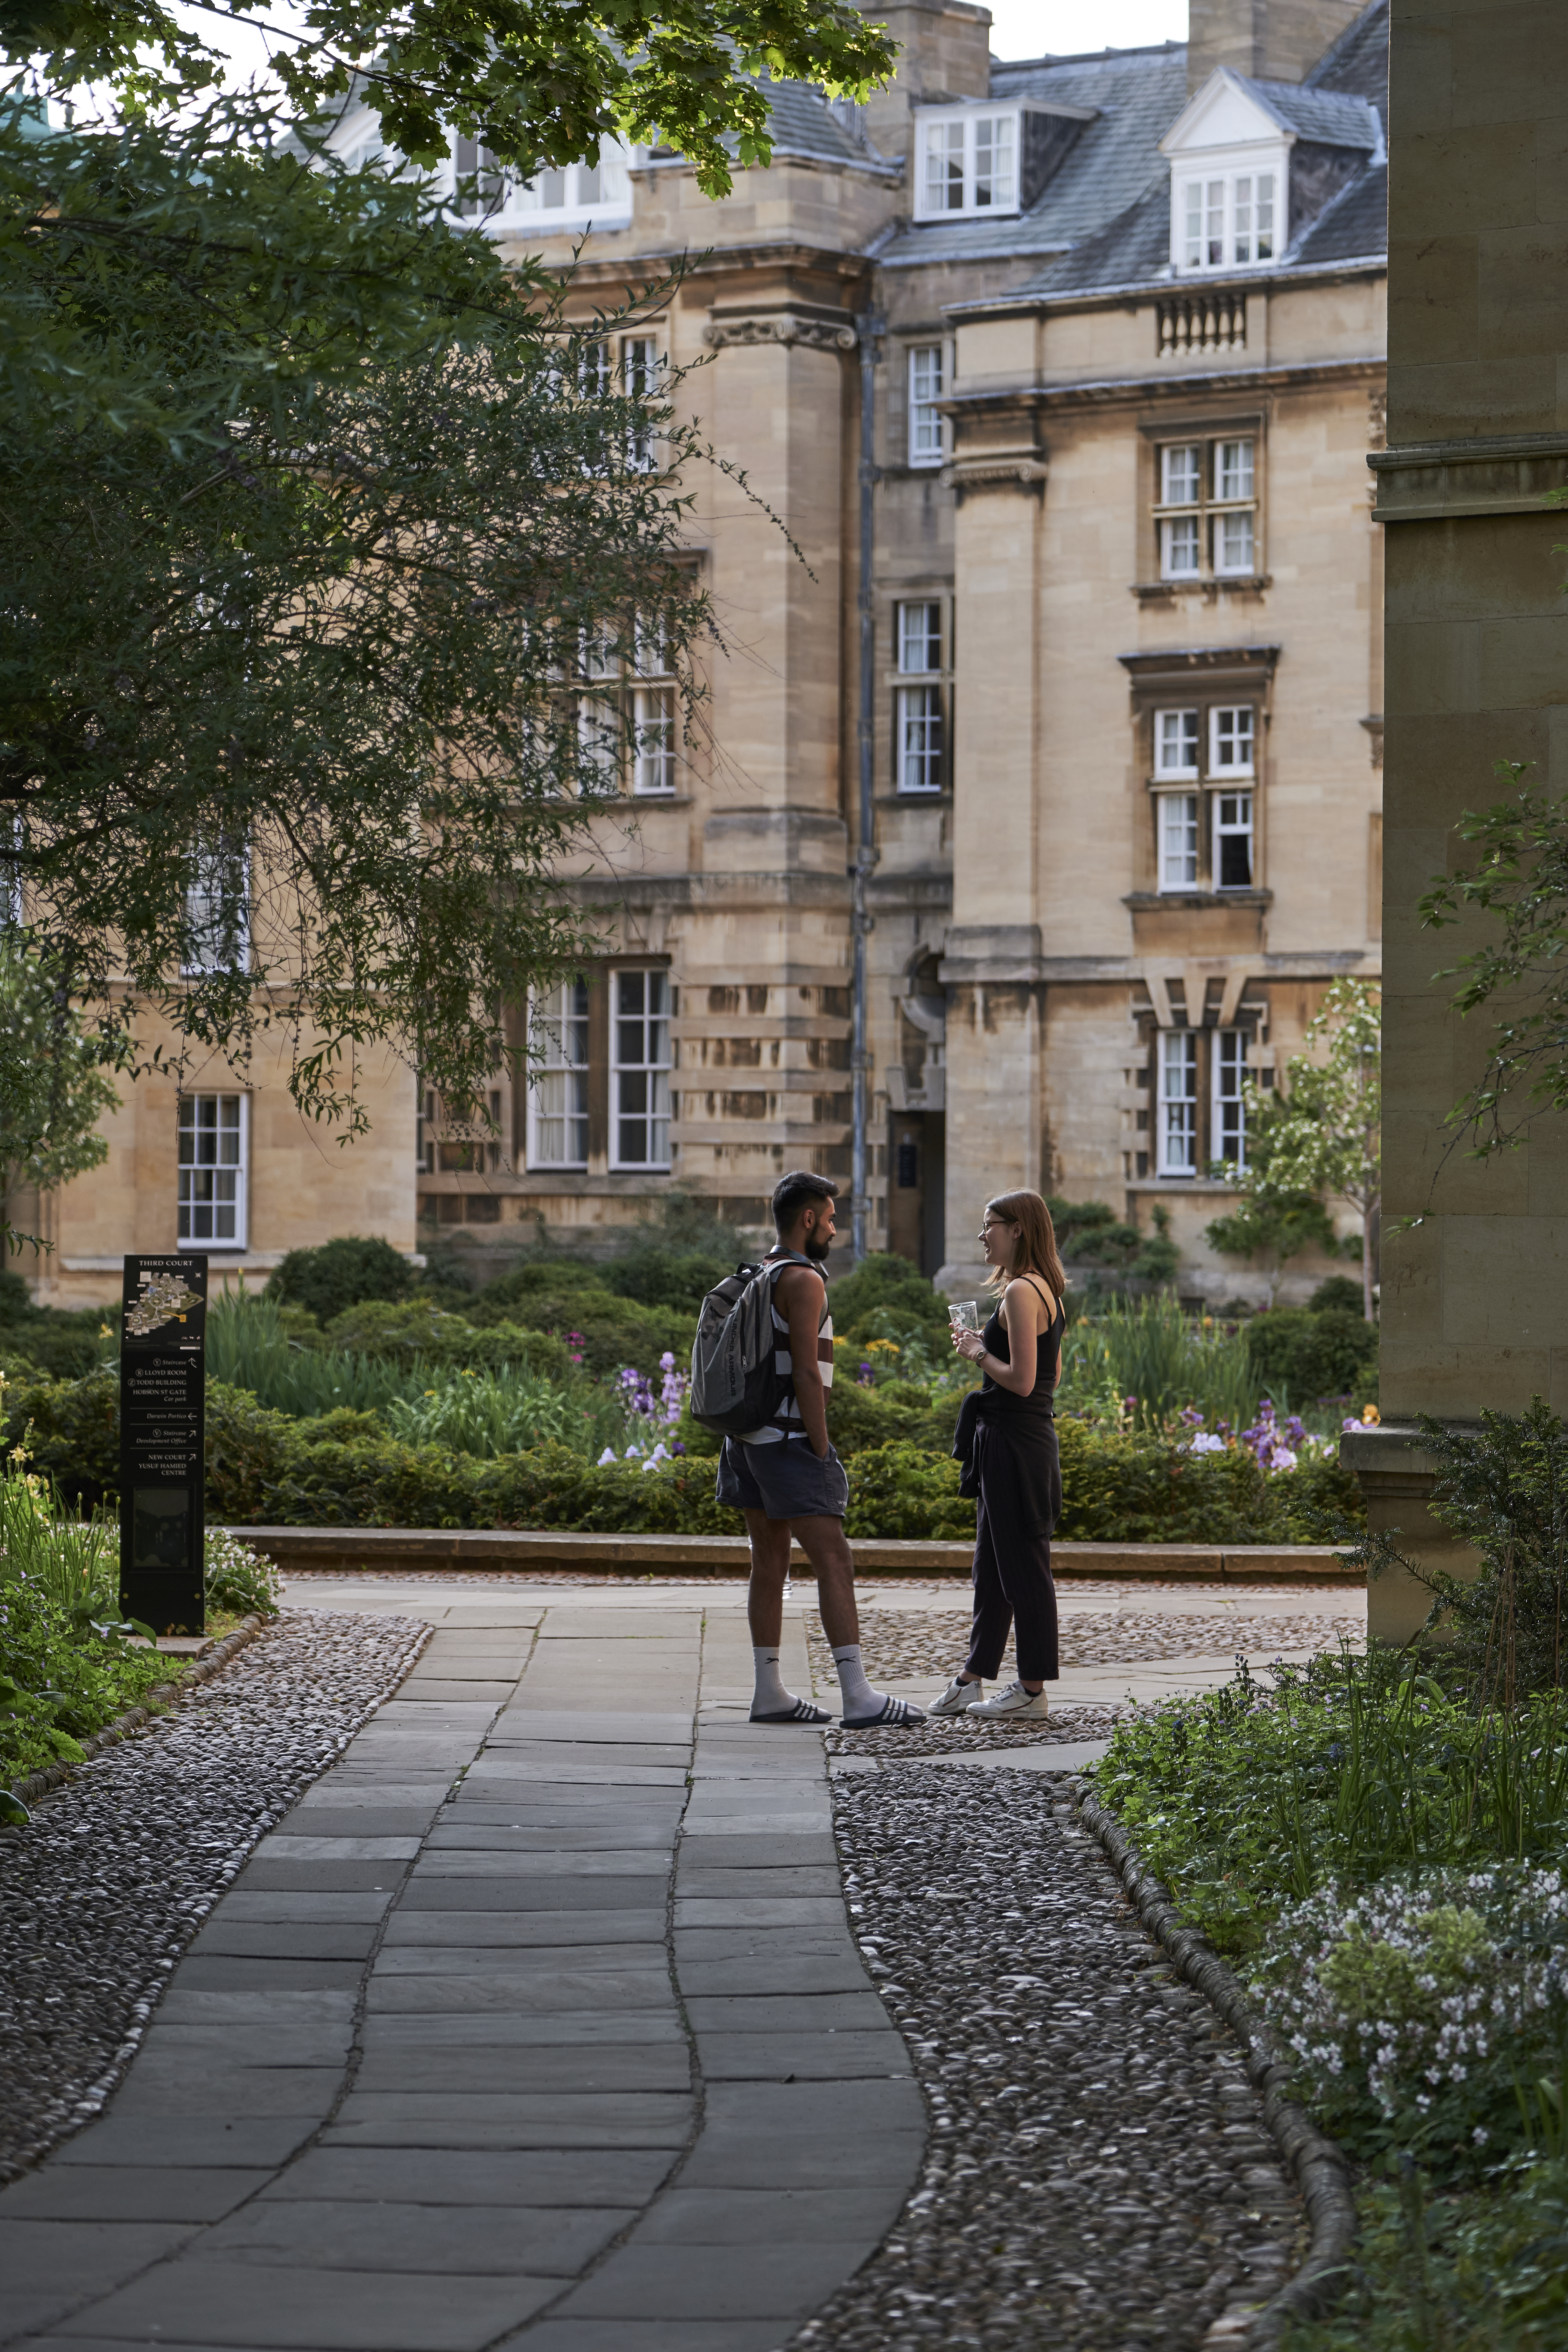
[
  {"left": 1247, "top": 1307, "right": 1378, "bottom": 1406},
  {"left": 463, "top": 1266, "right": 696, "bottom": 1376},
  {"left": 266, "top": 1236, "right": 414, "bottom": 1325},
  {"left": 205, "top": 1383, "right": 298, "bottom": 1522},
  {"left": 1308, "top": 1275, "right": 1367, "bottom": 1316},
  {"left": 600, "top": 1245, "right": 737, "bottom": 1313},
  {"left": 826, "top": 1254, "right": 952, "bottom": 1351},
  {"left": 0, "top": 1272, "right": 112, "bottom": 1381},
  {"left": 319, "top": 1299, "right": 573, "bottom": 1381},
  {"left": 844, "top": 1442, "right": 973, "bottom": 1541},
  {"left": 827, "top": 1378, "right": 960, "bottom": 1459},
  {"left": 3, "top": 1366, "right": 119, "bottom": 1510}
]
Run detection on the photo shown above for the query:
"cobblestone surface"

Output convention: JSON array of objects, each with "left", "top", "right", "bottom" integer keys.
[
  {"left": 826, "top": 1707, "right": 1128, "bottom": 1760},
  {"left": 825, "top": 1608, "right": 1365, "bottom": 1683},
  {"left": 0, "top": 1607, "right": 426, "bottom": 2181},
  {"left": 793, "top": 1768, "right": 1303, "bottom": 2352}
]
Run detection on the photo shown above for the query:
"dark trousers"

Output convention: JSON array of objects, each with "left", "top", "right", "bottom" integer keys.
[{"left": 964, "top": 1484, "right": 1060, "bottom": 1684}]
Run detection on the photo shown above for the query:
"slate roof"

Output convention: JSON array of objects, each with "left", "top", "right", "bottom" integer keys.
[
  {"left": 900, "top": 0, "right": 1388, "bottom": 299},
  {"left": 758, "top": 78, "right": 896, "bottom": 172},
  {"left": 1238, "top": 79, "right": 1381, "bottom": 149},
  {"left": 1308, "top": 0, "right": 1390, "bottom": 118},
  {"left": 878, "top": 42, "right": 1189, "bottom": 269}
]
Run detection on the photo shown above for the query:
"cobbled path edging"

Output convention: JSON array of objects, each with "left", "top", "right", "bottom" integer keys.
[
  {"left": 0, "top": 1607, "right": 428, "bottom": 2183},
  {"left": 6, "top": 1612, "right": 267, "bottom": 1811},
  {"left": 1072, "top": 1779, "right": 1357, "bottom": 2347},
  {"left": 797, "top": 1764, "right": 1308, "bottom": 2352}
]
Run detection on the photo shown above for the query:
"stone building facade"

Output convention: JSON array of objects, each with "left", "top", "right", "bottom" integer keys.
[{"left": 28, "top": 0, "right": 1389, "bottom": 1305}]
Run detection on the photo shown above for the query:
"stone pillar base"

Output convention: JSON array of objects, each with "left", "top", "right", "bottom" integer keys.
[{"left": 1340, "top": 1423, "right": 1481, "bottom": 1646}]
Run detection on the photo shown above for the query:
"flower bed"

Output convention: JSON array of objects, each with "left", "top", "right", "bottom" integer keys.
[{"left": 1093, "top": 1389, "right": 1568, "bottom": 2350}]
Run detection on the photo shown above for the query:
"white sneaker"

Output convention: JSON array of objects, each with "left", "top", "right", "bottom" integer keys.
[
  {"left": 929, "top": 1676, "right": 985, "bottom": 1717},
  {"left": 968, "top": 1680, "right": 1050, "bottom": 1723}
]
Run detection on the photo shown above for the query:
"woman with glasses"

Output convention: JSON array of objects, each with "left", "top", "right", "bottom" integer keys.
[{"left": 933, "top": 1190, "right": 1066, "bottom": 1722}]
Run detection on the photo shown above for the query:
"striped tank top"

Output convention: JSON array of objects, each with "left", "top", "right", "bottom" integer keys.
[{"left": 738, "top": 1252, "right": 835, "bottom": 1446}]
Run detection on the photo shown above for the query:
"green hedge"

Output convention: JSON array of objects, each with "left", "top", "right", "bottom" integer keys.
[
  {"left": 460, "top": 1263, "right": 697, "bottom": 1375},
  {"left": 319, "top": 1299, "right": 573, "bottom": 1380},
  {"left": 1247, "top": 1307, "right": 1378, "bottom": 1406},
  {"left": 4, "top": 1367, "right": 1365, "bottom": 1544}
]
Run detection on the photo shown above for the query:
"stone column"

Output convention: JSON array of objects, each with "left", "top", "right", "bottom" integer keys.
[
  {"left": 1348, "top": 0, "right": 1568, "bottom": 1641},
  {"left": 939, "top": 402, "right": 1047, "bottom": 1292}
]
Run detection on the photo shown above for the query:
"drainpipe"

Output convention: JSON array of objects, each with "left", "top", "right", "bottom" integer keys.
[{"left": 851, "top": 308, "right": 882, "bottom": 1264}]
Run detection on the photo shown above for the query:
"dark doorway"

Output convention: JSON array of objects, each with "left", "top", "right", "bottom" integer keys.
[{"left": 886, "top": 1111, "right": 946, "bottom": 1278}]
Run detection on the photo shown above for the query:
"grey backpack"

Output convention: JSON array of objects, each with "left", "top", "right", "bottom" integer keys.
[{"left": 689, "top": 1253, "right": 812, "bottom": 1437}]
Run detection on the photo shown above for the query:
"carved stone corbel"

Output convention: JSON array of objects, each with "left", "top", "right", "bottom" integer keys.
[{"left": 702, "top": 314, "right": 858, "bottom": 353}]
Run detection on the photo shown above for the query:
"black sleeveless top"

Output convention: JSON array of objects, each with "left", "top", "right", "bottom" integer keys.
[
  {"left": 977, "top": 1273, "right": 1065, "bottom": 1415},
  {"left": 969, "top": 1274, "right": 1066, "bottom": 1538}
]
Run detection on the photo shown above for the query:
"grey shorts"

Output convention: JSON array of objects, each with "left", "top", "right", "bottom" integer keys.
[{"left": 716, "top": 1436, "right": 850, "bottom": 1522}]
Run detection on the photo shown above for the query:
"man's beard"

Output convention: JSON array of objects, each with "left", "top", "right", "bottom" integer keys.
[{"left": 802, "top": 1229, "right": 831, "bottom": 1263}]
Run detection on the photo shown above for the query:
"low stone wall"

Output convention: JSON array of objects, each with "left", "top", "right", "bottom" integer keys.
[{"left": 231, "top": 1525, "right": 1362, "bottom": 1582}]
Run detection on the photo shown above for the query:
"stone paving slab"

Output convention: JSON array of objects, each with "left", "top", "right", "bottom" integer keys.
[
  {"left": 53, "top": 2120, "right": 326, "bottom": 2169},
  {"left": 0, "top": 2174, "right": 273, "bottom": 2226},
  {"left": 108, "top": 2068, "right": 344, "bottom": 2120},
  {"left": 559, "top": 2239, "right": 882, "bottom": 2319},
  {"left": 198, "top": 2200, "right": 635, "bottom": 2274},
  {"left": 185, "top": 1924, "right": 380, "bottom": 1961},
  {"left": 215, "top": 1893, "right": 396, "bottom": 1924},
  {"left": 1, "top": 1591, "right": 921, "bottom": 2351},
  {"left": 510, "top": 2326, "right": 786, "bottom": 2352},
  {"left": 258, "top": 2149, "right": 678, "bottom": 2205},
  {"left": 695, "top": 2030, "right": 912, "bottom": 2081},
  {"left": 683, "top": 1993, "right": 893, "bottom": 2033},
  {"left": 267, "top": 1809, "right": 441, "bottom": 1838},
  {"left": 396, "top": 1681, "right": 518, "bottom": 1704},
  {"left": 676, "top": 1955, "right": 880, "bottom": 1998},
  {"left": 417, "top": 1844, "right": 675, "bottom": 1875},
  {"left": 376, "top": 1914, "right": 668, "bottom": 1951},
  {"left": 169, "top": 1958, "right": 367, "bottom": 1993},
  {"left": 634, "top": 2185, "right": 907, "bottom": 2244},
  {"left": 48, "top": 2260, "right": 561, "bottom": 2350},
  {"left": 353, "top": 2046, "right": 692, "bottom": 2094}
]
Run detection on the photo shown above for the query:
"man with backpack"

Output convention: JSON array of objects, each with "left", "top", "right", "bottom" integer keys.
[{"left": 694, "top": 1170, "right": 925, "bottom": 1728}]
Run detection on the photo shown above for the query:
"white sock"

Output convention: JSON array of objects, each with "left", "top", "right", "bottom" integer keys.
[
  {"left": 753, "top": 1646, "right": 793, "bottom": 1713},
  {"left": 832, "top": 1644, "right": 877, "bottom": 1715}
]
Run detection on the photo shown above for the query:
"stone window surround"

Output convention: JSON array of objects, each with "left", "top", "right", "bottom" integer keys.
[
  {"left": 885, "top": 589, "right": 953, "bottom": 796},
  {"left": 1120, "top": 644, "right": 1279, "bottom": 901},
  {"left": 1143, "top": 410, "right": 1265, "bottom": 587}
]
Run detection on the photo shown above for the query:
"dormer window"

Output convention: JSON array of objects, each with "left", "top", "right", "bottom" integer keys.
[
  {"left": 1160, "top": 67, "right": 1380, "bottom": 279},
  {"left": 451, "top": 136, "right": 633, "bottom": 232},
  {"left": 919, "top": 110, "right": 1017, "bottom": 216},
  {"left": 1179, "top": 171, "right": 1275, "bottom": 269},
  {"left": 912, "top": 99, "right": 1095, "bottom": 224}
]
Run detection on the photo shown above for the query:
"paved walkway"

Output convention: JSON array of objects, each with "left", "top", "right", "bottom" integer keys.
[
  {"left": 0, "top": 1596, "right": 921, "bottom": 2352},
  {"left": 0, "top": 1576, "right": 1361, "bottom": 2351}
]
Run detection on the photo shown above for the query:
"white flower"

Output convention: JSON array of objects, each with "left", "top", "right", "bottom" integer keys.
[{"left": 597, "top": 1446, "right": 617, "bottom": 1466}]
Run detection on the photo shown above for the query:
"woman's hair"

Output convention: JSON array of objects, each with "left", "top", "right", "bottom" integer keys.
[{"left": 984, "top": 1189, "right": 1067, "bottom": 1301}]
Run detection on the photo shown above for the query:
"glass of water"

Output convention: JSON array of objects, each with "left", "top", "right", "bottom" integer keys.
[{"left": 949, "top": 1301, "right": 980, "bottom": 1334}]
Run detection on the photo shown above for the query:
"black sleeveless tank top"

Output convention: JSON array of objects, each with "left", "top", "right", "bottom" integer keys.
[{"left": 978, "top": 1273, "right": 1065, "bottom": 1415}]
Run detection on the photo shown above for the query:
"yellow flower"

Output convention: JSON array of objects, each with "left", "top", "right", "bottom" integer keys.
[{"left": 1362, "top": 1403, "right": 1381, "bottom": 1425}]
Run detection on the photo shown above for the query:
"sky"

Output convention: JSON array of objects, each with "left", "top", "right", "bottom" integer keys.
[
  {"left": 158, "top": 0, "right": 1193, "bottom": 91},
  {"left": 84, "top": 0, "right": 1190, "bottom": 123},
  {"left": 986, "top": 0, "right": 1187, "bottom": 62}
]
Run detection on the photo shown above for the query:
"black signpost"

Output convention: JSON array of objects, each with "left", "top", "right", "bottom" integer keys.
[{"left": 119, "top": 1254, "right": 207, "bottom": 1635}]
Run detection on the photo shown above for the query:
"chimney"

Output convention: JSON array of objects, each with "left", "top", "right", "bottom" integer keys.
[
  {"left": 1186, "top": 0, "right": 1365, "bottom": 93},
  {"left": 859, "top": 0, "right": 993, "bottom": 178}
]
